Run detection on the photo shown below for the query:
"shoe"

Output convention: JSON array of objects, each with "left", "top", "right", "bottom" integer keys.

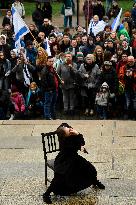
[
  {"left": 84, "top": 108, "right": 89, "bottom": 115},
  {"left": 90, "top": 109, "right": 94, "bottom": 116},
  {"left": 9, "top": 114, "right": 14, "bottom": 120},
  {"left": 93, "top": 180, "right": 105, "bottom": 189},
  {"left": 43, "top": 193, "right": 52, "bottom": 204}
]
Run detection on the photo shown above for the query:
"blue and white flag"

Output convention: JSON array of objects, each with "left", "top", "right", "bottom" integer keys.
[
  {"left": 45, "top": 37, "right": 51, "bottom": 56},
  {"left": 92, "top": 20, "right": 107, "bottom": 36},
  {"left": 111, "top": 8, "right": 122, "bottom": 32},
  {"left": 12, "top": 7, "right": 29, "bottom": 48}
]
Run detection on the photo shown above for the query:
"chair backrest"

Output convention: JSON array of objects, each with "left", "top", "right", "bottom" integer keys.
[{"left": 41, "top": 131, "right": 60, "bottom": 158}]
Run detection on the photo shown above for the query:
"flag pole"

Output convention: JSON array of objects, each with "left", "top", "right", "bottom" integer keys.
[{"left": 86, "top": 0, "right": 89, "bottom": 32}]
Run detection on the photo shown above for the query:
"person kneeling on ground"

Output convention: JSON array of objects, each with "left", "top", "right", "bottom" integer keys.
[
  {"left": 43, "top": 123, "right": 105, "bottom": 204},
  {"left": 26, "top": 82, "right": 43, "bottom": 117}
]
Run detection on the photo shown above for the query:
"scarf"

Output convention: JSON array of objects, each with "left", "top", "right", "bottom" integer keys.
[{"left": 23, "top": 64, "right": 31, "bottom": 86}]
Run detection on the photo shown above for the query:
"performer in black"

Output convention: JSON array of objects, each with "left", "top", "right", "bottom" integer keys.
[{"left": 43, "top": 123, "right": 105, "bottom": 204}]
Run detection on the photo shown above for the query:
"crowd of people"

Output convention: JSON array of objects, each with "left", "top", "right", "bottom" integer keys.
[{"left": 0, "top": 0, "right": 136, "bottom": 120}]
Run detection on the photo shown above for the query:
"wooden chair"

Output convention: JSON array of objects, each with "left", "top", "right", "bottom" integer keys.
[{"left": 41, "top": 131, "right": 60, "bottom": 186}]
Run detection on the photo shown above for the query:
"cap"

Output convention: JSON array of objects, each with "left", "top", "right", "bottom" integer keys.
[
  {"left": 76, "top": 53, "right": 84, "bottom": 58},
  {"left": 101, "top": 82, "right": 109, "bottom": 88},
  {"left": 104, "top": 61, "right": 112, "bottom": 66}
]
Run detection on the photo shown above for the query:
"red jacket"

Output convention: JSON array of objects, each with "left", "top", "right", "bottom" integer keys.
[{"left": 11, "top": 92, "right": 25, "bottom": 112}]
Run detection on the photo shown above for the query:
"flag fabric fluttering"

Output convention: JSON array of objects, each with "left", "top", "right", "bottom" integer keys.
[
  {"left": 11, "top": 7, "right": 30, "bottom": 48},
  {"left": 111, "top": 8, "right": 123, "bottom": 32},
  {"left": 92, "top": 20, "right": 107, "bottom": 36},
  {"left": 45, "top": 37, "right": 51, "bottom": 56}
]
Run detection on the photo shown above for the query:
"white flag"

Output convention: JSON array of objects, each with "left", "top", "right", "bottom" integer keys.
[
  {"left": 92, "top": 20, "right": 107, "bottom": 36},
  {"left": 46, "top": 37, "right": 51, "bottom": 56},
  {"left": 12, "top": 7, "right": 30, "bottom": 48},
  {"left": 111, "top": 8, "right": 123, "bottom": 32}
]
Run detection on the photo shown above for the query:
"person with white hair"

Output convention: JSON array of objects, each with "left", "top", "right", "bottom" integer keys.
[
  {"left": 88, "top": 15, "right": 99, "bottom": 36},
  {"left": 78, "top": 54, "right": 101, "bottom": 116}
]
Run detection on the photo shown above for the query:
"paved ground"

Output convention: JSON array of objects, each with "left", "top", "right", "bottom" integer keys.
[
  {"left": 0, "top": 14, "right": 85, "bottom": 32},
  {"left": 0, "top": 120, "right": 136, "bottom": 205}
]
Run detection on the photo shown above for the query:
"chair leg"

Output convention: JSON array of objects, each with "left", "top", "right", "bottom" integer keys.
[{"left": 45, "top": 158, "right": 47, "bottom": 186}]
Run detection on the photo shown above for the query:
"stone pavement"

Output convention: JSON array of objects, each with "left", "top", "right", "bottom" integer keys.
[
  {"left": 0, "top": 120, "right": 136, "bottom": 205},
  {"left": 0, "top": 15, "right": 85, "bottom": 32}
]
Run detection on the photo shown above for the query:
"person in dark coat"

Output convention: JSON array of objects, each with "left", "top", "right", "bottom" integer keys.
[
  {"left": 42, "top": 2, "right": 52, "bottom": 21},
  {"left": 40, "top": 56, "right": 59, "bottom": 120},
  {"left": 40, "top": 18, "right": 54, "bottom": 38},
  {"left": 43, "top": 123, "right": 105, "bottom": 204},
  {"left": 2, "top": 10, "right": 12, "bottom": 28},
  {"left": 32, "top": 2, "right": 44, "bottom": 31},
  {"left": 107, "top": 1, "right": 120, "bottom": 20}
]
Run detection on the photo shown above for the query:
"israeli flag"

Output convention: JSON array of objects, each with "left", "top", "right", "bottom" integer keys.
[
  {"left": 46, "top": 37, "right": 51, "bottom": 56},
  {"left": 11, "top": 7, "right": 29, "bottom": 48},
  {"left": 92, "top": 20, "right": 107, "bottom": 36},
  {"left": 111, "top": 8, "right": 122, "bottom": 32}
]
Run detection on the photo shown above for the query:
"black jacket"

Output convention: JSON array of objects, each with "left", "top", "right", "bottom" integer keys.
[
  {"left": 40, "top": 24, "right": 54, "bottom": 37},
  {"left": 40, "top": 66, "right": 58, "bottom": 92}
]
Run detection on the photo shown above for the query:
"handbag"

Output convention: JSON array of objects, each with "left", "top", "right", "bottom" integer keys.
[{"left": 65, "top": 8, "right": 73, "bottom": 16}]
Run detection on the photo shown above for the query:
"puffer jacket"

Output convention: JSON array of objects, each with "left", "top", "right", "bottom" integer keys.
[{"left": 11, "top": 92, "right": 25, "bottom": 112}]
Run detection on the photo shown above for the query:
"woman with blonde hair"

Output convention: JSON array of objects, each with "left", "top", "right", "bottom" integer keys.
[
  {"left": 35, "top": 47, "right": 48, "bottom": 84},
  {"left": 94, "top": 45, "right": 104, "bottom": 68}
]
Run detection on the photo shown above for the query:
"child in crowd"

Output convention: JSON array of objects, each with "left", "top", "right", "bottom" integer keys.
[
  {"left": 95, "top": 82, "right": 110, "bottom": 119},
  {"left": 10, "top": 85, "right": 26, "bottom": 119}
]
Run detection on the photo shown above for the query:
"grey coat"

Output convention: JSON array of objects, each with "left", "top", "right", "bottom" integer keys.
[
  {"left": 78, "top": 63, "right": 101, "bottom": 89},
  {"left": 57, "top": 62, "right": 77, "bottom": 90}
]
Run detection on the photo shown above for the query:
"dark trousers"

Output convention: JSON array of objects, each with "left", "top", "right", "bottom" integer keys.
[
  {"left": 62, "top": 88, "right": 75, "bottom": 111},
  {"left": 64, "top": 16, "right": 72, "bottom": 28},
  {"left": 85, "top": 88, "right": 96, "bottom": 110},
  {"left": 44, "top": 90, "right": 57, "bottom": 119},
  {"left": 96, "top": 105, "right": 108, "bottom": 119}
]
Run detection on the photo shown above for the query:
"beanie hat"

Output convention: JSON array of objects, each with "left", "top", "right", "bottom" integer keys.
[
  {"left": 76, "top": 53, "right": 84, "bottom": 58},
  {"left": 101, "top": 82, "right": 109, "bottom": 88}
]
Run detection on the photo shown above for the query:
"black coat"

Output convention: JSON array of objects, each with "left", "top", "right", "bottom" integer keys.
[
  {"left": 99, "top": 67, "right": 119, "bottom": 93},
  {"left": 40, "top": 24, "right": 54, "bottom": 37},
  {"left": 51, "top": 133, "right": 97, "bottom": 195},
  {"left": 40, "top": 66, "right": 58, "bottom": 92},
  {"left": 2, "top": 16, "right": 11, "bottom": 27}
]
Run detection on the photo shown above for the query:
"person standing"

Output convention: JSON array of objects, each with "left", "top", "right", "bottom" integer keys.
[
  {"left": 41, "top": 56, "right": 59, "bottom": 120},
  {"left": 61, "top": 0, "right": 75, "bottom": 28},
  {"left": 11, "top": 0, "right": 25, "bottom": 18},
  {"left": 32, "top": 2, "right": 44, "bottom": 31},
  {"left": 42, "top": 2, "right": 52, "bottom": 21},
  {"left": 57, "top": 52, "right": 77, "bottom": 115},
  {"left": 78, "top": 54, "right": 101, "bottom": 116}
]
